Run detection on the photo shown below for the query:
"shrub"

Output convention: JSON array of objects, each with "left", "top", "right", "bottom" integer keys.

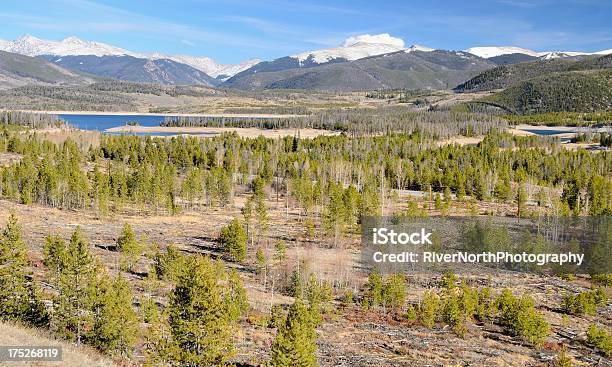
[
  {"left": 442, "top": 293, "right": 466, "bottom": 337},
  {"left": 404, "top": 304, "right": 418, "bottom": 322},
  {"left": 561, "top": 288, "right": 607, "bottom": 316},
  {"left": 152, "top": 244, "right": 185, "bottom": 281},
  {"left": 587, "top": 324, "right": 612, "bottom": 357},
  {"left": 362, "top": 273, "right": 406, "bottom": 312},
  {"left": 420, "top": 290, "right": 440, "bottom": 328},
  {"left": 476, "top": 287, "right": 497, "bottom": 322},
  {"left": 495, "top": 289, "right": 549, "bottom": 347},
  {"left": 382, "top": 274, "right": 406, "bottom": 310},
  {"left": 591, "top": 273, "right": 612, "bottom": 287},
  {"left": 554, "top": 348, "right": 573, "bottom": 367},
  {"left": 440, "top": 272, "right": 459, "bottom": 289}
]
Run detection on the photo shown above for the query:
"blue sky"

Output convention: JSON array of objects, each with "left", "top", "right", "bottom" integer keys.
[{"left": 1, "top": 0, "right": 611, "bottom": 63}]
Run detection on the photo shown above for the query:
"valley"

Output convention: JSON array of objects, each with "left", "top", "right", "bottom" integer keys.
[{"left": 0, "top": 8, "right": 610, "bottom": 367}]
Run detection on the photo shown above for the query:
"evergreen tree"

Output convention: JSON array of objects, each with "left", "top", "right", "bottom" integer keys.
[
  {"left": 43, "top": 234, "right": 68, "bottom": 277},
  {"left": 270, "top": 298, "right": 319, "bottom": 367},
  {"left": 0, "top": 214, "right": 48, "bottom": 327},
  {"left": 55, "top": 227, "right": 94, "bottom": 344},
  {"left": 225, "top": 269, "right": 248, "bottom": 322},
  {"left": 167, "top": 255, "right": 238, "bottom": 365},
  {"left": 88, "top": 271, "right": 139, "bottom": 356},
  {"left": 218, "top": 218, "right": 247, "bottom": 262},
  {"left": 117, "top": 223, "right": 141, "bottom": 271}
]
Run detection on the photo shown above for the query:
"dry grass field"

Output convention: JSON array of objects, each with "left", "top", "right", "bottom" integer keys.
[
  {"left": 0, "top": 322, "right": 117, "bottom": 367},
  {"left": 0, "top": 180, "right": 609, "bottom": 366}
]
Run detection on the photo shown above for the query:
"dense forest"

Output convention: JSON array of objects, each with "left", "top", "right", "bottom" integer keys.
[
  {"left": 163, "top": 108, "right": 508, "bottom": 137},
  {"left": 484, "top": 70, "right": 612, "bottom": 114},
  {"left": 0, "top": 123, "right": 610, "bottom": 219}
]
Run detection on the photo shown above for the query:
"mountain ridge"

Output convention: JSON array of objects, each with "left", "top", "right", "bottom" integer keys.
[
  {"left": 224, "top": 50, "right": 495, "bottom": 91},
  {"left": 0, "top": 34, "right": 255, "bottom": 79}
]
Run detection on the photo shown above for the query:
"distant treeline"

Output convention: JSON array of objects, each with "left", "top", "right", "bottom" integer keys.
[
  {"left": 0, "top": 111, "right": 67, "bottom": 129},
  {"left": 162, "top": 108, "right": 508, "bottom": 138},
  {"left": 365, "top": 89, "right": 436, "bottom": 100},
  {"left": 89, "top": 80, "right": 222, "bottom": 97},
  {"left": 0, "top": 85, "right": 136, "bottom": 112},
  {"left": 222, "top": 106, "right": 312, "bottom": 115},
  {"left": 502, "top": 111, "right": 612, "bottom": 126}
]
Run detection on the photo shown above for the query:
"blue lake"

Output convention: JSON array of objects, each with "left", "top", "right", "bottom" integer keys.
[
  {"left": 59, "top": 114, "right": 166, "bottom": 131},
  {"left": 521, "top": 129, "right": 570, "bottom": 136}
]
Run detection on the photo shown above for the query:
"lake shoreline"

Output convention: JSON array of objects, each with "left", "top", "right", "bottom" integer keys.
[
  {"left": 105, "top": 125, "right": 341, "bottom": 139},
  {"left": 17, "top": 110, "right": 306, "bottom": 119}
]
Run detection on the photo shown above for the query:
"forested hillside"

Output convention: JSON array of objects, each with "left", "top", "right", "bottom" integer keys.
[
  {"left": 40, "top": 55, "right": 220, "bottom": 86},
  {"left": 224, "top": 50, "right": 495, "bottom": 91},
  {"left": 455, "top": 54, "right": 611, "bottom": 92},
  {"left": 483, "top": 69, "right": 612, "bottom": 114},
  {"left": 0, "top": 50, "right": 94, "bottom": 89}
]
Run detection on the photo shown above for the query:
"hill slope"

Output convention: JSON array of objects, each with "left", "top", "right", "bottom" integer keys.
[
  {"left": 224, "top": 50, "right": 495, "bottom": 91},
  {"left": 0, "top": 322, "right": 117, "bottom": 367},
  {"left": 455, "top": 54, "right": 612, "bottom": 92},
  {"left": 482, "top": 69, "right": 612, "bottom": 114},
  {"left": 40, "top": 55, "right": 220, "bottom": 86},
  {"left": 0, "top": 50, "right": 94, "bottom": 89}
]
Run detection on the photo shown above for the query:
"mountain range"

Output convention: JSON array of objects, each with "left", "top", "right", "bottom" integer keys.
[
  {"left": 0, "top": 33, "right": 610, "bottom": 91},
  {"left": 0, "top": 35, "right": 259, "bottom": 80}
]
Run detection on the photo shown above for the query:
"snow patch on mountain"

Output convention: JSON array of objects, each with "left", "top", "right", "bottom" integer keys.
[
  {"left": 147, "top": 53, "right": 260, "bottom": 79},
  {"left": 465, "top": 46, "right": 540, "bottom": 58},
  {"left": 291, "top": 33, "right": 411, "bottom": 64},
  {"left": 466, "top": 46, "right": 612, "bottom": 59},
  {"left": 342, "top": 33, "right": 405, "bottom": 48}
]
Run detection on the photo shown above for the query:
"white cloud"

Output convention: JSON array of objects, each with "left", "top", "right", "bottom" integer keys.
[
  {"left": 342, "top": 33, "right": 405, "bottom": 48},
  {"left": 180, "top": 39, "right": 195, "bottom": 46}
]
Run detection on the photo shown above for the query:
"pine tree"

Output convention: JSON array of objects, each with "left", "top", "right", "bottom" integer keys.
[
  {"left": 0, "top": 214, "right": 30, "bottom": 317},
  {"left": 55, "top": 227, "right": 94, "bottom": 344},
  {"left": 43, "top": 235, "right": 68, "bottom": 277},
  {"left": 87, "top": 271, "right": 139, "bottom": 356},
  {"left": 0, "top": 214, "right": 48, "bottom": 327},
  {"left": 270, "top": 298, "right": 319, "bottom": 367},
  {"left": 117, "top": 223, "right": 141, "bottom": 271},
  {"left": 242, "top": 195, "right": 254, "bottom": 245},
  {"left": 167, "top": 255, "right": 237, "bottom": 365},
  {"left": 323, "top": 183, "right": 346, "bottom": 247},
  {"left": 274, "top": 241, "right": 287, "bottom": 265},
  {"left": 256, "top": 248, "right": 266, "bottom": 275},
  {"left": 362, "top": 272, "right": 383, "bottom": 309},
  {"left": 420, "top": 290, "right": 440, "bottom": 328},
  {"left": 225, "top": 269, "right": 248, "bottom": 322},
  {"left": 218, "top": 218, "right": 247, "bottom": 262}
]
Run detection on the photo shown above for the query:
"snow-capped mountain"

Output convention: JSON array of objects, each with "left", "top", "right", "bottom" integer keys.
[
  {"left": 465, "top": 45, "right": 612, "bottom": 59},
  {"left": 1, "top": 35, "right": 130, "bottom": 57},
  {"left": 146, "top": 53, "right": 260, "bottom": 79},
  {"left": 465, "top": 46, "right": 540, "bottom": 58},
  {"left": 0, "top": 35, "right": 257, "bottom": 79},
  {"left": 290, "top": 34, "right": 433, "bottom": 65}
]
